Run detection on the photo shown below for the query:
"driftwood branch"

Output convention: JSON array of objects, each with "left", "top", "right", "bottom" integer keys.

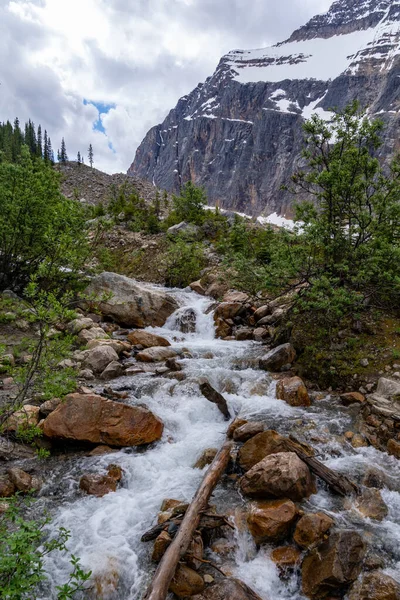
[
  {"left": 200, "top": 381, "right": 230, "bottom": 419},
  {"left": 143, "top": 439, "right": 233, "bottom": 600},
  {"left": 286, "top": 435, "right": 359, "bottom": 496}
]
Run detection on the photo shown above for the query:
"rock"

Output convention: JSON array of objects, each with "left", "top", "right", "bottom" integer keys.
[
  {"left": 253, "top": 327, "right": 269, "bottom": 342},
  {"left": 167, "top": 221, "right": 201, "bottom": 240},
  {"left": 215, "top": 318, "right": 232, "bottom": 338},
  {"left": 276, "top": 376, "right": 311, "bottom": 407},
  {"left": 100, "top": 361, "right": 124, "bottom": 380},
  {"left": 351, "top": 434, "right": 369, "bottom": 448},
  {"left": 136, "top": 347, "right": 178, "bottom": 362},
  {"left": 247, "top": 499, "right": 298, "bottom": 543},
  {"left": 233, "top": 421, "right": 265, "bottom": 442},
  {"left": 5, "top": 405, "right": 40, "bottom": 432},
  {"left": 193, "top": 578, "right": 264, "bottom": 600},
  {"left": 340, "top": 392, "right": 366, "bottom": 406},
  {"left": 254, "top": 305, "right": 271, "bottom": 322},
  {"left": 354, "top": 488, "right": 388, "bottom": 521},
  {"left": 0, "top": 437, "right": 35, "bottom": 461},
  {"left": 387, "top": 439, "right": 400, "bottom": 458},
  {"left": 39, "top": 397, "right": 62, "bottom": 417},
  {"left": 376, "top": 377, "right": 400, "bottom": 399},
  {"left": 79, "top": 369, "right": 95, "bottom": 380},
  {"left": 152, "top": 530, "right": 172, "bottom": 562},
  {"left": 223, "top": 291, "right": 249, "bottom": 303},
  {"left": 89, "top": 445, "right": 117, "bottom": 456},
  {"left": 347, "top": 571, "right": 400, "bottom": 600},
  {"left": 271, "top": 546, "right": 301, "bottom": 570},
  {"left": 85, "top": 272, "right": 178, "bottom": 327},
  {"left": 240, "top": 452, "right": 316, "bottom": 501},
  {"left": 0, "top": 501, "right": 10, "bottom": 514},
  {"left": 0, "top": 475, "right": 16, "bottom": 497},
  {"left": 42, "top": 393, "right": 164, "bottom": 446},
  {"left": 78, "top": 327, "right": 109, "bottom": 345},
  {"left": 227, "top": 418, "right": 248, "bottom": 438},
  {"left": 169, "top": 564, "right": 205, "bottom": 597},
  {"left": 58, "top": 358, "right": 76, "bottom": 369},
  {"left": 194, "top": 448, "right": 218, "bottom": 469},
  {"left": 360, "top": 358, "right": 369, "bottom": 367},
  {"left": 7, "top": 468, "right": 35, "bottom": 493},
  {"left": 259, "top": 344, "right": 296, "bottom": 372},
  {"left": 82, "top": 346, "right": 119, "bottom": 374},
  {"left": 127, "top": 330, "right": 171, "bottom": 348},
  {"left": 190, "top": 280, "right": 206, "bottom": 295},
  {"left": 238, "top": 430, "right": 289, "bottom": 471},
  {"left": 165, "top": 357, "right": 182, "bottom": 371},
  {"left": 293, "top": 512, "right": 334, "bottom": 548},
  {"left": 210, "top": 539, "right": 236, "bottom": 557},
  {"left": 87, "top": 339, "right": 131, "bottom": 354},
  {"left": 79, "top": 473, "right": 118, "bottom": 497},
  {"left": 362, "top": 468, "right": 388, "bottom": 489},
  {"left": 214, "top": 302, "right": 244, "bottom": 320},
  {"left": 107, "top": 464, "right": 123, "bottom": 482},
  {"left": 235, "top": 328, "right": 254, "bottom": 341},
  {"left": 301, "top": 530, "right": 366, "bottom": 599},
  {"left": 67, "top": 317, "right": 94, "bottom": 335},
  {"left": 186, "top": 533, "right": 204, "bottom": 570}
]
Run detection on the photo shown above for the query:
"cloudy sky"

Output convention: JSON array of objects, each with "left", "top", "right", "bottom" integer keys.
[{"left": 0, "top": 0, "right": 331, "bottom": 174}]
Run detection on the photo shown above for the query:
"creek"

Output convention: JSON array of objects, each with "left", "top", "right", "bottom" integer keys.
[{"left": 38, "top": 286, "right": 400, "bottom": 599}]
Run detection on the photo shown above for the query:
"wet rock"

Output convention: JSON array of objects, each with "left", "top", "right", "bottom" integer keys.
[
  {"left": 271, "top": 546, "right": 301, "bottom": 571},
  {"left": 89, "top": 445, "right": 117, "bottom": 456},
  {"left": 39, "top": 397, "right": 62, "bottom": 417},
  {"left": 42, "top": 393, "right": 164, "bottom": 446},
  {"left": 259, "top": 343, "right": 296, "bottom": 372},
  {"left": 347, "top": 571, "right": 400, "bottom": 600},
  {"left": 293, "top": 512, "right": 334, "bottom": 548},
  {"left": 354, "top": 488, "right": 388, "bottom": 521},
  {"left": 85, "top": 272, "right": 178, "bottom": 327},
  {"left": 189, "top": 280, "right": 206, "bottom": 295},
  {"left": 4, "top": 405, "right": 40, "bottom": 432},
  {"left": 238, "top": 430, "right": 289, "bottom": 471},
  {"left": 176, "top": 308, "right": 197, "bottom": 333},
  {"left": 169, "top": 564, "right": 205, "bottom": 597},
  {"left": 0, "top": 475, "right": 16, "bottom": 497},
  {"left": 100, "top": 361, "right": 124, "bottom": 380},
  {"left": 192, "top": 577, "right": 264, "bottom": 599},
  {"left": 233, "top": 421, "right": 265, "bottom": 442},
  {"left": 136, "top": 347, "right": 178, "bottom": 362},
  {"left": 152, "top": 530, "right": 172, "bottom": 562},
  {"left": 79, "top": 473, "right": 118, "bottom": 497},
  {"left": 210, "top": 538, "right": 236, "bottom": 558},
  {"left": 276, "top": 376, "right": 311, "bottom": 407},
  {"left": 215, "top": 318, "right": 232, "bottom": 339},
  {"left": 247, "top": 499, "right": 298, "bottom": 543},
  {"left": 301, "top": 530, "right": 366, "bottom": 599},
  {"left": 351, "top": 434, "right": 369, "bottom": 448},
  {"left": 235, "top": 328, "right": 254, "bottom": 341},
  {"left": 7, "top": 468, "right": 35, "bottom": 493},
  {"left": 186, "top": 533, "right": 204, "bottom": 570},
  {"left": 82, "top": 346, "right": 119, "bottom": 374},
  {"left": 165, "top": 357, "right": 183, "bottom": 371},
  {"left": 340, "top": 392, "right": 366, "bottom": 406},
  {"left": 127, "top": 330, "right": 171, "bottom": 348},
  {"left": 387, "top": 439, "right": 400, "bottom": 458},
  {"left": 194, "top": 448, "right": 218, "bottom": 469},
  {"left": 240, "top": 452, "right": 316, "bottom": 501},
  {"left": 362, "top": 468, "right": 388, "bottom": 489}
]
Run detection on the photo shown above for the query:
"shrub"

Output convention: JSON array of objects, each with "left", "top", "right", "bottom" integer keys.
[{"left": 164, "top": 238, "right": 205, "bottom": 288}]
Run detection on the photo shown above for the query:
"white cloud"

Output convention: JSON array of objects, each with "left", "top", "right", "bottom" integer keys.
[{"left": 0, "top": 0, "right": 332, "bottom": 173}]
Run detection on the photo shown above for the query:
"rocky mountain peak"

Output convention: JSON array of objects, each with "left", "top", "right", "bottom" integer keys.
[{"left": 129, "top": 0, "right": 400, "bottom": 217}]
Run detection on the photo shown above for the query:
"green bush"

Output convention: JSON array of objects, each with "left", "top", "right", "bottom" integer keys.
[
  {"left": 165, "top": 181, "right": 207, "bottom": 227},
  {"left": 164, "top": 238, "right": 205, "bottom": 288}
]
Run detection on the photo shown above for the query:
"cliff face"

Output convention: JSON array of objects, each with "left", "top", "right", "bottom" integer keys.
[{"left": 129, "top": 0, "right": 400, "bottom": 216}]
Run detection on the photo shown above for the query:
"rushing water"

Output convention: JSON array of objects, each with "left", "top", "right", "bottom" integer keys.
[{"left": 37, "top": 287, "right": 400, "bottom": 599}]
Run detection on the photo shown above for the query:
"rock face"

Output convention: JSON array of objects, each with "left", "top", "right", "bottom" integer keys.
[
  {"left": 42, "top": 393, "right": 164, "bottom": 446},
  {"left": 301, "top": 530, "right": 366, "bottom": 599},
  {"left": 240, "top": 451, "right": 316, "bottom": 501},
  {"left": 128, "top": 0, "right": 400, "bottom": 217},
  {"left": 85, "top": 272, "right": 178, "bottom": 327},
  {"left": 247, "top": 499, "right": 298, "bottom": 543}
]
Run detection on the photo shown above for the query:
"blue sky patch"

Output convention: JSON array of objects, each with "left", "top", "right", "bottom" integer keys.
[{"left": 83, "top": 99, "right": 116, "bottom": 134}]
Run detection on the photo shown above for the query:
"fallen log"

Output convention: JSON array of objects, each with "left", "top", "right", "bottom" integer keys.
[
  {"left": 143, "top": 439, "right": 233, "bottom": 600},
  {"left": 200, "top": 381, "right": 230, "bottom": 419},
  {"left": 286, "top": 435, "right": 359, "bottom": 496}
]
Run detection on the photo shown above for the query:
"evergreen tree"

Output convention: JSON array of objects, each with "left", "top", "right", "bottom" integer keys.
[
  {"left": 77, "top": 151, "right": 81, "bottom": 165},
  {"left": 47, "top": 136, "right": 53, "bottom": 164},
  {"left": 88, "top": 143, "right": 93, "bottom": 168},
  {"left": 36, "top": 125, "right": 43, "bottom": 159},
  {"left": 60, "top": 138, "right": 68, "bottom": 163},
  {"left": 57, "top": 149, "right": 61, "bottom": 163},
  {"left": 43, "top": 130, "right": 49, "bottom": 162}
]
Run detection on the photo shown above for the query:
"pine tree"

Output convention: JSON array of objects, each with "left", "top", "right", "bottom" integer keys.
[
  {"left": 77, "top": 151, "right": 81, "bottom": 165},
  {"left": 57, "top": 149, "right": 61, "bottom": 162},
  {"left": 36, "top": 125, "right": 43, "bottom": 158},
  {"left": 60, "top": 138, "right": 68, "bottom": 163},
  {"left": 47, "top": 136, "right": 53, "bottom": 164},
  {"left": 88, "top": 143, "right": 93, "bottom": 168}
]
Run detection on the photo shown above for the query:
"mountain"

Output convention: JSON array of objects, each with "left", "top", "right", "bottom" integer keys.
[{"left": 128, "top": 0, "right": 400, "bottom": 217}]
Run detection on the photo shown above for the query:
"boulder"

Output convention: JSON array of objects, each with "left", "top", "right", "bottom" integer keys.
[
  {"left": 254, "top": 305, "right": 271, "bottom": 322},
  {"left": 7, "top": 468, "right": 35, "bottom": 493},
  {"left": 227, "top": 418, "right": 248, "bottom": 438},
  {"left": 376, "top": 377, "right": 400, "bottom": 400},
  {"left": 100, "top": 361, "right": 124, "bottom": 380},
  {"left": 247, "top": 499, "right": 298, "bottom": 543},
  {"left": 271, "top": 546, "right": 301, "bottom": 571},
  {"left": 214, "top": 302, "right": 244, "bottom": 320},
  {"left": 67, "top": 317, "right": 94, "bottom": 334},
  {"left": 136, "top": 347, "right": 178, "bottom": 362},
  {"left": 340, "top": 392, "right": 366, "bottom": 406},
  {"left": 192, "top": 578, "right": 265, "bottom": 600},
  {"left": 42, "top": 393, "right": 163, "bottom": 446},
  {"left": 152, "top": 530, "right": 172, "bottom": 562},
  {"left": 235, "top": 328, "right": 254, "bottom": 341},
  {"left": 169, "top": 564, "right": 205, "bottom": 597},
  {"left": 5, "top": 405, "right": 40, "bottom": 432},
  {"left": 240, "top": 452, "right": 316, "bottom": 501},
  {"left": 276, "top": 376, "right": 311, "bottom": 407},
  {"left": 194, "top": 448, "right": 218, "bottom": 469},
  {"left": 362, "top": 468, "right": 388, "bottom": 490},
  {"left": 301, "top": 530, "right": 366, "bottom": 599},
  {"left": 127, "top": 330, "right": 171, "bottom": 348},
  {"left": 238, "top": 430, "right": 289, "bottom": 471},
  {"left": 39, "top": 397, "right": 62, "bottom": 417},
  {"left": 85, "top": 272, "right": 178, "bottom": 327},
  {"left": 259, "top": 343, "right": 296, "bottom": 372},
  {"left": 189, "top": 280, "right": 206, "bottom": 295},
  {"left": 87, "top": 339, "right": 131, "bottom": 354},
  {"left": 215, "top": 318, "right": 232, "bottom": 338},
  {"left": 233, "top": 421, "right": 265, "bottom": 442},
  {"left": 223, "top": 291, "right": 250, "bottom": 303},
  {"left": 293, "top": 512, "right": 334, "bottom": 548},
  {"left": 78, "top": 327, "right": 108, "bottom": 344},
  {"left": 0, "top": 437, "right": 35, "bottom": 461},
  {"left": 354, "top": 488, "right": 388, "bottom": 521},
  {"left": 82, "top": 346, "right": 119, "bottom": 374},
  {"left": 79, "top": 473, "right": 118, "bottom": 497},
  {"left": 347, "top": 571, "right": 400, "bottom": 600},
  {"left": 0, "top": 475, "right": 16, "bottom": 497},
  {"left": 387, "top": 439, "right": 400, "bottom": 458}
]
